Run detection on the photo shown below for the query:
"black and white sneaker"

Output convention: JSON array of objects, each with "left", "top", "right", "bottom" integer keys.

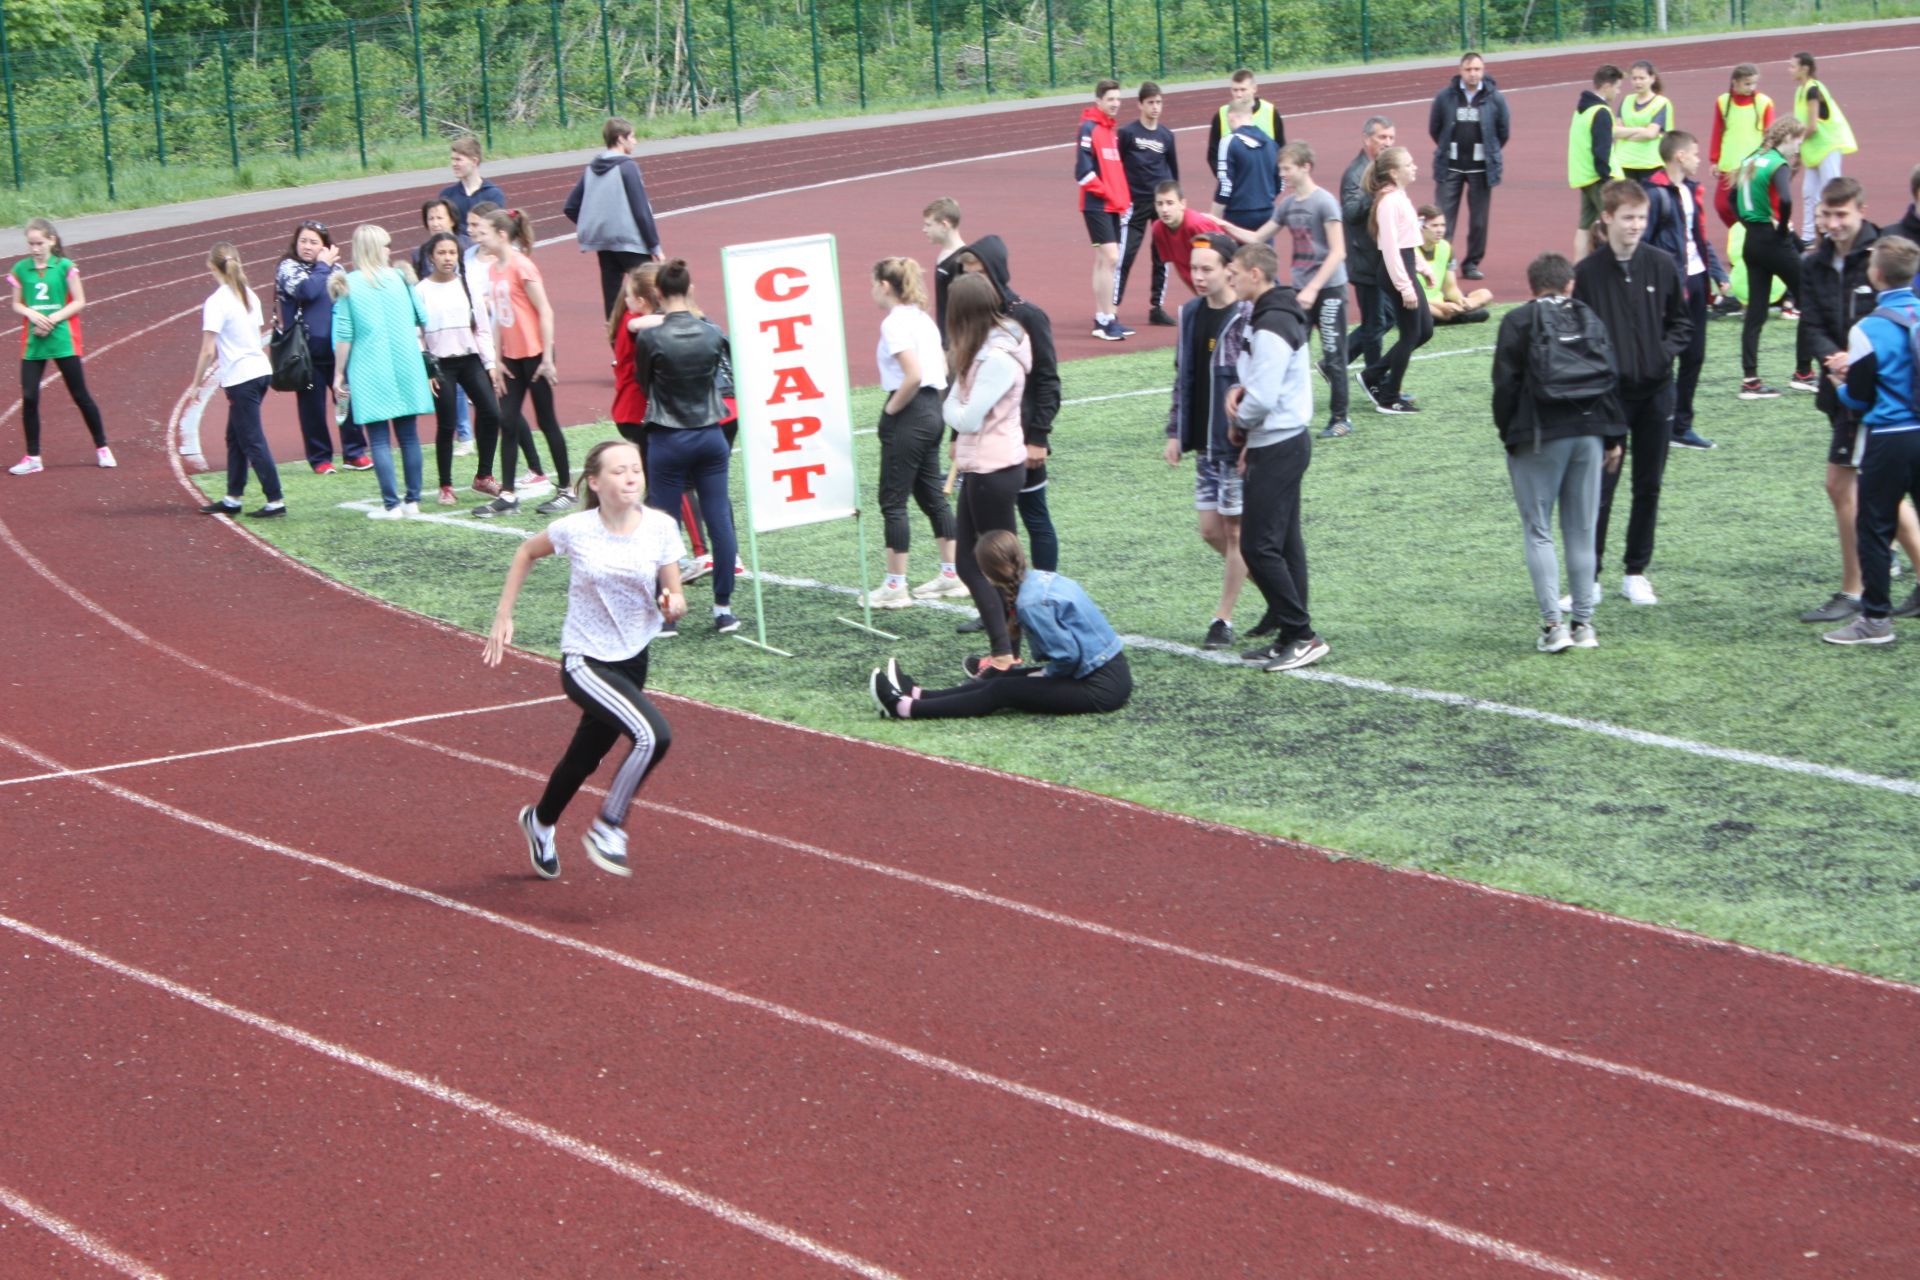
[
  {"left": 1092, "top": 317, "right": 1124, "bottom": 341},
  {"left": 1203, "top": 618, "right": 1234, "bottom": 650},
  {"left": 1672, "top": 429, "right": 1717, "bottom": 450},
  {"left": 1318, "top": 418, "right": 1353, "bottom": 439},
  {"left": 519, "top": 805, "right": 559, "bottom": 879},
  {"left": 582, "top": 819, "right": 631, "bottom": 876},
  {"left": 473, "top": 495, "right": 520, "bottom": 519},
  {"left": 869, "top": 668, "right": 904, "bottom": 719},
  {"left": 535, "top": 488, "right": 577, "bottom": 515},
  {"left": 1358, "top": 377, "right": 1393, "bottom": 413},
  {"left": 1241, "top": 642, "right": 1280, "bottom": 663},
  {"left": 885, "top": 656, "right": 919, "bottom": 697},
  {"left": 1262, "top": 634, "right": 1330, "bottom": 672},
  {"left": 1383, "top": 396, "right": 1419, "bottom": 415},
  {"left": 1739, "top": 379, "right": 1781, "bottom": 400},
  {"left": 713, "top": 610, "right": 741, "bottom": 634}
]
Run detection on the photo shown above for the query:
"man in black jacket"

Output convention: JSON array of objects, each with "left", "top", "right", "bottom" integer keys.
[
  {"left": 1573, "top": 179, "right": 1692, "bottom": 607},
  {"left": 951, "top": 236, "right": 1065, "bottom": 584},
  {"left": 1795, "top": 176, "right": 1920, "bottom": 623},
  {"left": 1343, "top": 115, "right": 1399, "bottom": 376},
  {"left": 1894, "top": 164, "right": 1920, "bottom": 251},
  {"left": 1492, "top": 252, "right": 1624, "bottom": 651},
  {"left": 1429, "top": 52, "right": 1510, "bottom": 282}
]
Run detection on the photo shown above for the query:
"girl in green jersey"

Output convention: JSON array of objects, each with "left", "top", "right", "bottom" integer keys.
[{"left": 9, "top": 218, "right": 110, "bottom": 475}]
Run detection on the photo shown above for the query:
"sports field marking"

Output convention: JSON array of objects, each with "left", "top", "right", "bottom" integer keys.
[
  {"left": 8, "top": 718, "right": 1915, "bottom": 1171},
  {"left": 0, "top": 1184, "right": 166, "bottom": 1280},
  {"left": 0, "top": 696, "right": 565, "bottom": 788},
  {"left": 326, "top": 497, "right": 1920, "bottom": 802},
  {"left": 0, "top": 771, "right": 1617, "bottom": 1278},
  {"left": 0, "top": 914, "right": 906, "bottom": 1280}
]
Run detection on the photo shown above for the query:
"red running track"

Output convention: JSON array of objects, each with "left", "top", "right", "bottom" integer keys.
[{"left": 4, "top": 30, "right": 1920, "bottom": 1279}]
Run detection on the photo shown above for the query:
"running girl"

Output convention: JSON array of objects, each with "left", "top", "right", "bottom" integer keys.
[
  {"left": 418, "top": 231, "right": 506, "bottom": 505},
  {"left": 1359, "top": 146, "right": 1433, "bottom": 414},
  {"left": 868, "top": 530, "right": 1131, "bottom": 719},
  {"left": 9, "top": 217, "right": 110, "bottom": 474},
  {"left": 186, "top": 242, "right": 283, "bottom": 517},
  {"left": 1732, "top": 117, "right": 1808, "bottom": 399},
  {"left": 483, "top": 438, "right": 685, "bottom": 878},
  {"left": 866, "top": 256, "right": 960, "bottom": 609},
  {"left": 474, "top": 207, "right": 568, "bottom": 515}
]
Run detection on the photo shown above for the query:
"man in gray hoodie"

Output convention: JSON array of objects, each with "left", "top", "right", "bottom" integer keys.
[
  {"left": 1225, "top": 243, "right": 1329, "bottom": 672},
  {"left": 563, "top": 117, "right": 664, "bottom": 319}
]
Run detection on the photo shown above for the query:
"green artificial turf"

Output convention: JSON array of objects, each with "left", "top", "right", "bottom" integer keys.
[{"left": 201, "top": 310, "right": 1920, "bottom": 982}]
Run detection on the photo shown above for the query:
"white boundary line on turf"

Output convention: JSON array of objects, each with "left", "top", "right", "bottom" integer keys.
[
  {"left": 0, "top": 1184, "right": 166, "bottom": 1280},
  {"left": 9, "top": 717, "right": 1917, "bottom": 1168},
  {"left": 0, "top": 767, "right": 1617, "bottom": 1280},
  {"left": 0, "top": 696, "right": 565, "bottom": 788},
  {"left": 0, "top": 914, "right": 905, "bottom": 1280}
]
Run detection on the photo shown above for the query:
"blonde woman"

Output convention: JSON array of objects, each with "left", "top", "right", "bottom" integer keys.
[
  {"left": 185, "top": 242, "right": 282, "bottom": 517},
  {"left": 329, "top": 224, "right": 435, "bottom": 517},
  {"left": 1359, "top": 146, "right": 1432, "bottom": 414},
  {"left": 866, "top": 256, "right": 960, "bottom": 608}
]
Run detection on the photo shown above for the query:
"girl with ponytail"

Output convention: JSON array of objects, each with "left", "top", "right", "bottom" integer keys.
[
  {"left": 9, "top": 217, "right": 111, "bottom": 475},
  {"left": 184, "top": 242, "right": 283, "bottom": 517},
  {"left": 1731, "top": 117, "right": 1807, "bottom": 397},
  {"left": 865, "top": 255, "right": 961, "bottom": 608},
  {"left": 1360, "top": 146, "right": 1432, "bottom": 413},
  {"left": 866, "top": 530, "right": 1132, "bottom": 720},
  {"left": 473, "top": 207, "right": 570, "bottom": 517}
]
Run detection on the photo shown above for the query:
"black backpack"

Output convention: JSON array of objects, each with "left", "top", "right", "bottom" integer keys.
[{"left": 1527, "top": 296, "right": 1616, "bottom": 405}]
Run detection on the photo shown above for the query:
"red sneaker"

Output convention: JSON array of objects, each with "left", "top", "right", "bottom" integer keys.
[
  {"left": 341, "top": 456, "right": 374, "bottom": 471},
  {"left": 471, "top": 475, "right": 503, "bottom": 497},
  {"left": 313, "top": 461, "right": 337, "bottom": 476}
]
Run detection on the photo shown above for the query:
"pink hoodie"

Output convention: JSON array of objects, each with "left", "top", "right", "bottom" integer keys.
[
  {"left": 945, "top": 321, "right": 1033, "bottom": 475},
  {"left": 1375, "top": 187, "right": 1422, "bottom": 294}
]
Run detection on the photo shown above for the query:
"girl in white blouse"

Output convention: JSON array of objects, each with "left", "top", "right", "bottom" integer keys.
[{"left": 416, "top": 232, "right": 507, "bottom": 505}]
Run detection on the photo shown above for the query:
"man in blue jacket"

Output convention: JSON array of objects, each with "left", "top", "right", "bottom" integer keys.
[
  {"left": 1212, "top": 101, "right": 1281, "bottom": 234},
  {"left": 562, "top": 117, "right": 664, "bottom": 321},
  {"left": 1429, "top": 53, "right": 1510, "bottom": 282},
  {"left": 1824, "top": 235, "right": 1920, "bottom": 645}
]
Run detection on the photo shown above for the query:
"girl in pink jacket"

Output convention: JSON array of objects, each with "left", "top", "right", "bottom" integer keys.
[{"left": 1358, "top": 146, "right": 1434, "bottom": 415}]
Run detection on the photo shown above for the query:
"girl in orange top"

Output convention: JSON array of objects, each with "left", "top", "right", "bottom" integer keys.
[{"left": 475, "top": 208, "right": 571, "bottom": 516}]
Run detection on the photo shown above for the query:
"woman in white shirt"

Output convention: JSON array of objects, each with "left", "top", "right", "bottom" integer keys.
[
  {"left": 417, "top": 231, "right": 505, "bottom": 506},
  {"left": 184, "top": 242, "right": 284, "bottom": 518},
  {"left": 484, "top": 438, "right": 687, "bottom": 879},
  {"left": 864, "top": 257, "right": 964, "bottom": 609}
]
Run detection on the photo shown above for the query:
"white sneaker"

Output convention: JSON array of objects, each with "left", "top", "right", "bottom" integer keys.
[
  {"left": 1557, "top": 581, "right": 1598, "bottom": 614},
  {"left": 1570, "top": 621, "right": 1599, "bottom": 649},
  {"left": 1537, "top": 622, "right": 1573, "bottom": 653},
  {"left": 401, "top": 501, "right": 421, "bottom": 517},
  {"left": 452, "top": 439, "right": 476, "bottom": 457},
  {"left": 366, "top": 504, "right": 408, "bottom": 520},
  {"left": 517, "top": 472, "right": 555, "bottom": 498},
  {"left": 1621, "top": 574, "right": 1658, "bottom": 606},
  {"left": 96, "top": 446, "right": 117, "bottom": 468},
  {"left": 862, "top": 582, "right": 916, "bottom": 609},
  {"left": 9, "top": 455, "right": 43, "bottom": 475},
  {"left": 582, "top": 819, "right": 632, "bottom": 876},
  {"left": 912, "top": 572, "right": 971, "bottom": 599}
]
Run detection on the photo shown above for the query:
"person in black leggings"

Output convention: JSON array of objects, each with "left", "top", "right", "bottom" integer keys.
[
  {"left": 1732, "top": 118, "right": 1809, "bottom": 398},
  {"left": 869, "top": 531, "right": 1132, "bottom": 719},
  {"left": 417, "top": 232, "right": 505, "bottom": 505},
  {"left": 1358, "top": 146, "right": 1434, "bottom": 414}
]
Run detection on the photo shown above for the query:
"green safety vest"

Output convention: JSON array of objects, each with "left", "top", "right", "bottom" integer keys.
[
  {"left": 1217, "top": 100, "right": 1277, "bottom": 146},
  {"left": 12, "top": 256, "right": 76, "bottom": 360},
  {"left": 1733, "top": 148, "right": 1789, "bottom": 224},
  {"left": 1714, "top": 92, "right": 1772, "bottom": 173},
  {"left": 1418, "top": 239, "right": 1450, "bottom": 304},
  {"left": 1613, "top": 93, "right": 1672, "bottom": 173},
  {"left": 1567, "top": 103, "right": 1621, "bottom": 188},
  {"left": 1794, "top": 78, "right": 1857, "bottom": 167}
]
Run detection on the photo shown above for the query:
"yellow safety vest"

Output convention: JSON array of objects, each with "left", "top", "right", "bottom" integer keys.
[
  {"left": 1794, "top": 78, "right": 1857, "bottom": 167},
  {"left": 1568, "top": 103, "right": 1621, "bottom": 188},
  {"left": 1614, "top": 93, "right": 1672, "bottom": 172},
  {"left": 1418, "top": 239, "right": 1450, "bottom": 304},
  {"left": 1217, "top": 100, "right": 1278, "bottom": 146},
  {"left": 1714, "top": 91, "right": 1772, "bottom": 173}
]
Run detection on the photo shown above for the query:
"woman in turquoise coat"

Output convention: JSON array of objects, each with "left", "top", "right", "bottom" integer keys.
[{"left": 331, "top": 224, "right": 436, "bottom": 518}]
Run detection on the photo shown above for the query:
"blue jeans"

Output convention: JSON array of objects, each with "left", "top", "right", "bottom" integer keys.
[
  {"left": 222, "top": 375, "right": 282, "bottom": 503},
  {"left": 364, "top": 415, "right": 423, "bottom": 508},
  {"left": 645, "top": 425, "right": 737, "bottom": 606}
]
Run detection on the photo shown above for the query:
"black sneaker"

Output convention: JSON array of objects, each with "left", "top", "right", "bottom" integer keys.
[
  {"left": 1739, "top": 379, "right": 1781, "bottom": 400},
  {"left": 1894, "top": 587, "right": 1920, "bottom": 620},
  {"left": 1385, "top": 396, "right": 1420, "bottom": 414},
  {"left": 714, "top": 610, "right": 741, "bottom": 634},
  {"left": 1203, "top": 618, "right": 1234, "bottom": 650},
  {"left": 885, "top": 656, "right": 918, "bottom": 697},
  {"left": 519, "top": 805, "right": 559, "bottom": 879},
  {"left": 199, "top": 500, "right": 242, "bottom": 516},
  {"left": 1262, "top": 634, "right": 1330, "bottom": 672},
  {"left": 535, "top": 488, "right": 577, "bottom": 515},
  {"left": 1710, "top": 295, "right": 1745, "bottom": 317},
  {"left": 1461, "top": 264, "right": 1485, "bottom": 280},
  {"left": 473, "top": 495, "right": 520, "bottom": 518},
  {"left": 246, "top": 504, "right": 288, "bottom": 519},
  {"left": 1358, "top": 377, "right": 1393, "bottom": 413},
  {"left": 1241, "top": 642, "right": 1281, "bottom": 663},
  {"left": 1672, "top": 429, "right": 1717, "bottom": 450},
  {"left": 1148, "top": 306, "right": 1176, "bottom": 327},
  {"left": 869, "top": 668, "right": 904, "bottom": 719},
  {"left": 1318, "top": 418, "right": 1353, "bottom": 440},
  {"left": 1799, "top": 592, "right": 1863, "bottom": 624},
  {"left": 1790, "top": 371, "right": 1819, "bottom": 393},
  {"left": 955, "top": 616, "right": 986, "bottom": 635},
  {"left": 1245, "top": 612, "right": 1278, "bottom": 640}
]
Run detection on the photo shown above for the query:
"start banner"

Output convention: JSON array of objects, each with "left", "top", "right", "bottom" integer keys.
[{"left": 720, "top": 233, "right": 859, "bottom": 534}]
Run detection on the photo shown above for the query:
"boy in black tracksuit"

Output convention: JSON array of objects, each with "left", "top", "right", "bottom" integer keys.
[
  {"left": 1116, "top": 84, "right": 1179, "bottom": 325},
  {"left": 951, "top": 236, "right": 1064, "bottom": 582},
  {"left": 1573, "top": 183, "right": 1692, "bottom": 604}
]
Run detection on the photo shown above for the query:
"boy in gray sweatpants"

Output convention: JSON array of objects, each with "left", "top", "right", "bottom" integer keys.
[{"left": 1489, "top": 253, "right": 1626, "bottom": 652}]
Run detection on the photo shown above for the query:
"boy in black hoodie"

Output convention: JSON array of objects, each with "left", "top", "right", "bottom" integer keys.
[
  {"left": 1573, "top": 179, "right": 1692, "bottom": 607},
  {"left": 950, "top": 236, "right": 1065, "bottom": 586}
]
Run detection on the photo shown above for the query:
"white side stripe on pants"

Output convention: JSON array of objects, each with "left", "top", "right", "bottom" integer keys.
[{"left": 563, "top": 654, "right": 660, "bottom": 823}]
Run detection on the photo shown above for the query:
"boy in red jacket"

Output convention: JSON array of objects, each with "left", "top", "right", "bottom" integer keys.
[{"left": 1077, "top": 80, "right": 1133, "bottom": 341}]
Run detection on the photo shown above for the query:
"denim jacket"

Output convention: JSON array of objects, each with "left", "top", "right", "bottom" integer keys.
[{"left": 1017, "top": 571, "right": 1123, "bottom": 680}]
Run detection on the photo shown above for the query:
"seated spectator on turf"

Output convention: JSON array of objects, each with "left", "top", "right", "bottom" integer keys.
[
  {"left": 1491, "top": 252, "right": 1624, "bottom": 653},
  {"left": 1224, "top": 243, "right": 1328, "bottom": 673},
  {"left": 1150, "top": 182, "right": 1226, "bottom": 298},
  {"left": 1641, "top": 131, "right": 1721, "bottom": 449},
  {"left": 1417, "top": 204, "right": 1492, "bottom": 324},
  {"left": 1797, "top": 179, "right": 1920, "bottom": 627},
  {"left": 868, "top": 532, "right": 1131, "bottom": 721},
  {"left": 1822, "top": 235, "right": 1920, "bottom": 646},
  {"left": 922, "top": 195, "right": 966, "bottom": 338},
  {"left": 1213, "top": 101, "right": 1280, "bottom": 235},
  {"left": 564, "top": 116, "right": 665, "bottom": 322},
  {"left": 1164, "top": 233, "right": 1252, "bottom": 652},
  {"left": 441, "top": 136, "right": 505, "bottom": 228}
]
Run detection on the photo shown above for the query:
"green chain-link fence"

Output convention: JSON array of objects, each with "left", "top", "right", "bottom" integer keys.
[{"left": 0, "top": 0, "right": 1905, "bottom": 198}]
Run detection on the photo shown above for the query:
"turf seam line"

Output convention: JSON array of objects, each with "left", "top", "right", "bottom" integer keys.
[
  {"left": 0, "top": 760, "right": 1620, "bottom": 1279},
  {"left": 0, "top": 697, "right": 566, "bottom": 787},
  {"left": 0, "top": 914, "right": 906, "bottom": 1280},
  {"left": 0, "top": 1184, "right": 167, "bottom": 1280}
]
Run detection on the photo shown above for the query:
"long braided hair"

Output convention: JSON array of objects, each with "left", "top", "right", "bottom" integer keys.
[
  {"left": 420, "top": 231, "right": 478, "bottom": 336},
  {"left": 975, "top": 529, "right": 1028, "bottom": 655}
]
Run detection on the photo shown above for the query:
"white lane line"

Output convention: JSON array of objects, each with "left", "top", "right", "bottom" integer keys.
[
  {"left": 0, "top": 304, "right": 202, "bottom": 427},
  {"left": 7, "top": 721, "right": 1916, "bottom": 1170},
  {"left": 0, "top": 1184, "right": 166, "bottom": 1279},
  {"left": 0, "top": 770, "right": 1613, "bottom": 1279},
  {"left": 0, "top": 915, "right": 904, "bottom": 1280},
  {"left": 0, "top": 696, "right": 565, "bottom": 788}
]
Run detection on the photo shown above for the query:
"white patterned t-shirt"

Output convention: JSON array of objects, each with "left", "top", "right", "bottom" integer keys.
[{"left": 546, "top": 506, "right": 686, "bottom": 660}]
